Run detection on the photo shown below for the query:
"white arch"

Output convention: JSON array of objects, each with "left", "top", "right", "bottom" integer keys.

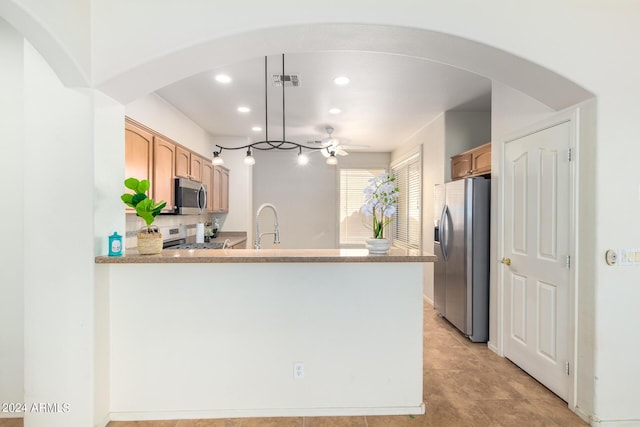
[
  {"left": 0, "top": 1, "right": 89, "bottom": 87},
  {"left": 96, "top": 23, "right": 592, "bottom": 109},
  {"left": 0, "top": 4, "right": 592, "bottom": 111}
]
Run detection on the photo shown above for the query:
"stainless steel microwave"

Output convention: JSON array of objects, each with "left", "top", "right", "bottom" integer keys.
[{"left": 174, "top": 177, "right": 207, "bottom": 215}]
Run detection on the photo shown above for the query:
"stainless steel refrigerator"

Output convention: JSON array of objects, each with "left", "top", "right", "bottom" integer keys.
[{"left": 434, "top": 177, "right": 490, "bottom": 342}]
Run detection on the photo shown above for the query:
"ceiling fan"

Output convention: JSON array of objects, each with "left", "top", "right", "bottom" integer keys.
[{"left": 308, "top": 126, "right": 369, "bottom": 158}]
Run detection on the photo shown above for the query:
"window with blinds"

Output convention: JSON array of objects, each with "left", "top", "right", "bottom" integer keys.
[
  {"left": 339, "top": 168, "right": 386, "bottom": 246},
  {"left": 392, "top": 153, "right": 422, "bottom": 250}
]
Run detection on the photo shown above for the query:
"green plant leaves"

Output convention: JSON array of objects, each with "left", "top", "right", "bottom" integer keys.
[
  {"left": 121, "top": 177, "right": 166, "bottom": 226},
  {"left": 124, "top": 177, "right": 140, "bottom": 191},
  {"left": 124, "top": 177, "right": 151, "bottom": 194}
]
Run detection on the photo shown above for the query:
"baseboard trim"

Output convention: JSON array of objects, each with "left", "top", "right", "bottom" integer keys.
[
  {"left": 95, "top": 413, "right": 111, "bottom": 427},
  {"left": 589, "top": 417, "right": 640, "bottom": 426},
  {"left": 423, "top": 295, "right": 433, "bottom": 306},
  {"left": 109, "top": 403, "right": 426, "bottom": 421}
]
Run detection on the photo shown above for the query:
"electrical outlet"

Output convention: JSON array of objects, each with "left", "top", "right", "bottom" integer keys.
[{"left": 293, "top": 362, "right": 304, "bottom": 379}]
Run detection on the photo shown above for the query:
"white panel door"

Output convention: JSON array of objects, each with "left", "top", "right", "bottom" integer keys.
[{"left": 503, "top": 120, "right": 571, "bottom": 400}]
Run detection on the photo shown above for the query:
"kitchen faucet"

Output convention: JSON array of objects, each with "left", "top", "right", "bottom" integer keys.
[{"left": 255, "top": 203, "right": 280, "bottom": 249}]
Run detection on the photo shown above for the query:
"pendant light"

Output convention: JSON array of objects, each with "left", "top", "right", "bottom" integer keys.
[{"left": 212, "top": 54, "right": 338, "bottom": 166}]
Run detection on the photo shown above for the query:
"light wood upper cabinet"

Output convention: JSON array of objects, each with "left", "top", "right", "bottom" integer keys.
[
  {"left": 202, "top": 161, "right": 214, "bottom": 213},
  {"left": 175, "top": 145, "right": 203, "bottom": 182},
  {"left": 175, "top": 146, "right": 190, "bottom": 179},
  {"left": 153, "top": 136, "right": 176, "bottom": 212},
  {"left": 124, "top": 117, "right": 213, "bottom": 214},
  {"left": 470, "top": 143, "right": 491, "bottom": 176},
  {"left": 451, "top": 142, "right": 491, "bottom": 180},
  {"left": 212, "top": 165, "right": 230, "bottom": 213},
  {"left": 125, "top": 120, "right": 153, "bottom": 190},
  {"left": 190, "top": 155, "right": 203, "bottom": 182},
  {"left": 451, "top": 152, "right": 472, "bottom": 181}
]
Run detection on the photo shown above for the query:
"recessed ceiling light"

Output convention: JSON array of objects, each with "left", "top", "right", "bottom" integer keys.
[
  {"left": 237, "top": 106, "right": 251, "bottom": 113},
  {"left": 215, "top": 74, "right": 232, "bottom": 84},
  {"left": 333, "top": 76, "right": 350, "bottom": 85},
  {"left": 252, "top": 126, "right": 262, "bottom": 132},
  {"left": 328, "top": 108, "right": 342, "bottom": 115}
]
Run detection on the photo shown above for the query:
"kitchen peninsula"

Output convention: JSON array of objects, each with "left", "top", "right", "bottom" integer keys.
[{"left": 95, "top": 249, "right": 435, "bottom": 422}]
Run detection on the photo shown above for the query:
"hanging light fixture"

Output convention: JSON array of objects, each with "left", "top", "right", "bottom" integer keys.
[
  {"left": 212, "top": 54, "right": 336, "bottom": 166},
  {"left": 212, "top": 151, "right": 224, "bottom": 165},
  {"left": 243, "top": 147, "right": 256, "bottom": 165},
  {"left": 297, "top": 146, "right": 309, "bottom": 165}
]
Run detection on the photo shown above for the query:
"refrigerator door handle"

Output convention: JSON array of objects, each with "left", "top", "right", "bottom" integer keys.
[{"left": 441, "top": 205, "right": 449, "bottom": 261}]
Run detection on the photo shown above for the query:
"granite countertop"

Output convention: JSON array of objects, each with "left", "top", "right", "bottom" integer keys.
[{"left": 95, "top": 247, "right": 437, "bottom": 264}]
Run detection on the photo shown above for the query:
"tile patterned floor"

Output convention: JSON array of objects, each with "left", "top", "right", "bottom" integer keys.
[{"left": 0, "top": 302, "right": 588, "bottom": 427}]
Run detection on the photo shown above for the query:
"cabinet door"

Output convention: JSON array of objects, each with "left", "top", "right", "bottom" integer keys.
[
  {"left": 471, "top": 143, "right": 491, "bottom": 175},
  {"left": 175, "top": 146, "right": 191, "bottom": 179},
  {"left": 153, "top": 137, "right": 176, "bottom": 212},
  {"left": 125, "top": 121, "right": 153, "bottom": 183},
  {"left": 220, "top": 167, "right": 229, "bottom": 212},
  {"left": 202, "top": 161, "right": 214, "bottom": 212},
  {"left": 451, "top": 153, "right": 472, "bottom": 180},
  {"left": 212, "top": 166, "right": 230, "bottom": 213},
  {"left": 125, "top": 121, "right": 153, "bottom": 209},
  {"left": 190, "top": 154, "right": 203, "bottom": 182},
  {"left": 212, "top": 166, "right": 222, "bottom": 212}
]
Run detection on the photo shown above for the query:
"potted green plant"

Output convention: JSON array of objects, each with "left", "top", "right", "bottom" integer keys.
[
  {"left": 361, "top": 173, "right": 399, "bottom": 254},
  {"left": 121, "top": 177, "right": 166, "bottom": 254}
]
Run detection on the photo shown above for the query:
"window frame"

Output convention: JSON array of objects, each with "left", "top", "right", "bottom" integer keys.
[
  {"left": 390, "top": 150, "right": 422, "bottom": 251},
  {"left": 337, "top": 166, "right": 388, "bottom": 248}
]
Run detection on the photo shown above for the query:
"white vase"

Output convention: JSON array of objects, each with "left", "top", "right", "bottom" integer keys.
[{"left": 366, "top": 238, "right": 390, "bottom": 254}]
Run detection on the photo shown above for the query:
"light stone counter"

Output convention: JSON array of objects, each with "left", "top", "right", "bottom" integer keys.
[{"left": 95, "top": 247, "right": 436, "bottom": 264}]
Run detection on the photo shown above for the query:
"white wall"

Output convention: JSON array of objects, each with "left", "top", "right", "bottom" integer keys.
[
  {"left": 392, "top": 114, "right": 446, "bottom": 301},
  {"left": 125, "top": 93, "right": 214, "bottom": 159},
  {"left": 108, "top": 262, "right": 424, "bottom": 419},
  {"left": 23, "top": 40, "right": 95, "bottom": 427},
  {"left": 0, "top": 18, "right": 24, "bottom": 417},
  {"left": 211, "top": 137, "right": 253, "bottom": 234},
  {"left": 0, "top": 0, "right": 91, "bottom": 86},
  {"left": 252, "top": 151, "right": 389, "bottom": 250}
]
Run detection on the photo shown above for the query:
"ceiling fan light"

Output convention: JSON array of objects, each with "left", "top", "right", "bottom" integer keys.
[
  {"left": 326, "top": 152, "right": 338, "bottom": 166},
  {"left": 333, "top": 76, "right": 350, "bottom": 85},
  {"left": 328, "top": 108, "right": 341, "bottom": 115}
]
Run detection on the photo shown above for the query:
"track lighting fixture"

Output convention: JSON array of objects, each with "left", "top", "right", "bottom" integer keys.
[{"left": 212, "top": 54, "right": 337, "bottom": 167}]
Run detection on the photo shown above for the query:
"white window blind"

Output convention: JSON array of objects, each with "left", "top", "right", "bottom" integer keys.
[
  {"left": 339, "top": 168, "right": 385, "bottom": 246},
  {"left": 392, "top": 153, "right": 422, "bottom": 250}
]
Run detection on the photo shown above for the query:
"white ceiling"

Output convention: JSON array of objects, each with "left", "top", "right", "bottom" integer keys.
[{"left": 156, "top": 51, "right": 491, "bottom": 153}]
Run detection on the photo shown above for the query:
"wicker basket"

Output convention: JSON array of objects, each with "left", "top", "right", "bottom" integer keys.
[{"left": 137, "top": 227, "right": 163, "bottom": 255}]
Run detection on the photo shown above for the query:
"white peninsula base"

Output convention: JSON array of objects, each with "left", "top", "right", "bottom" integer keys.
[{"left": 100, "top": 258, "right": 427, "bottom": 422}]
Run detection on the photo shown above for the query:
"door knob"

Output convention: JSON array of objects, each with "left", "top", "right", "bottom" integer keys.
[{"left": 501, "top": 257, "right": 512, "bottom": 266}]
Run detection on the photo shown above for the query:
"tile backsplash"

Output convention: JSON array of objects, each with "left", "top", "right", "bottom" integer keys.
[{"left": 125, "top": 212, "right": 214, "bottom": 249}]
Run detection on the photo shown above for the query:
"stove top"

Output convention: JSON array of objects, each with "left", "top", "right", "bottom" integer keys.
[{"left": 169, "top": 242, "right": 225, "bottom": 250}]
